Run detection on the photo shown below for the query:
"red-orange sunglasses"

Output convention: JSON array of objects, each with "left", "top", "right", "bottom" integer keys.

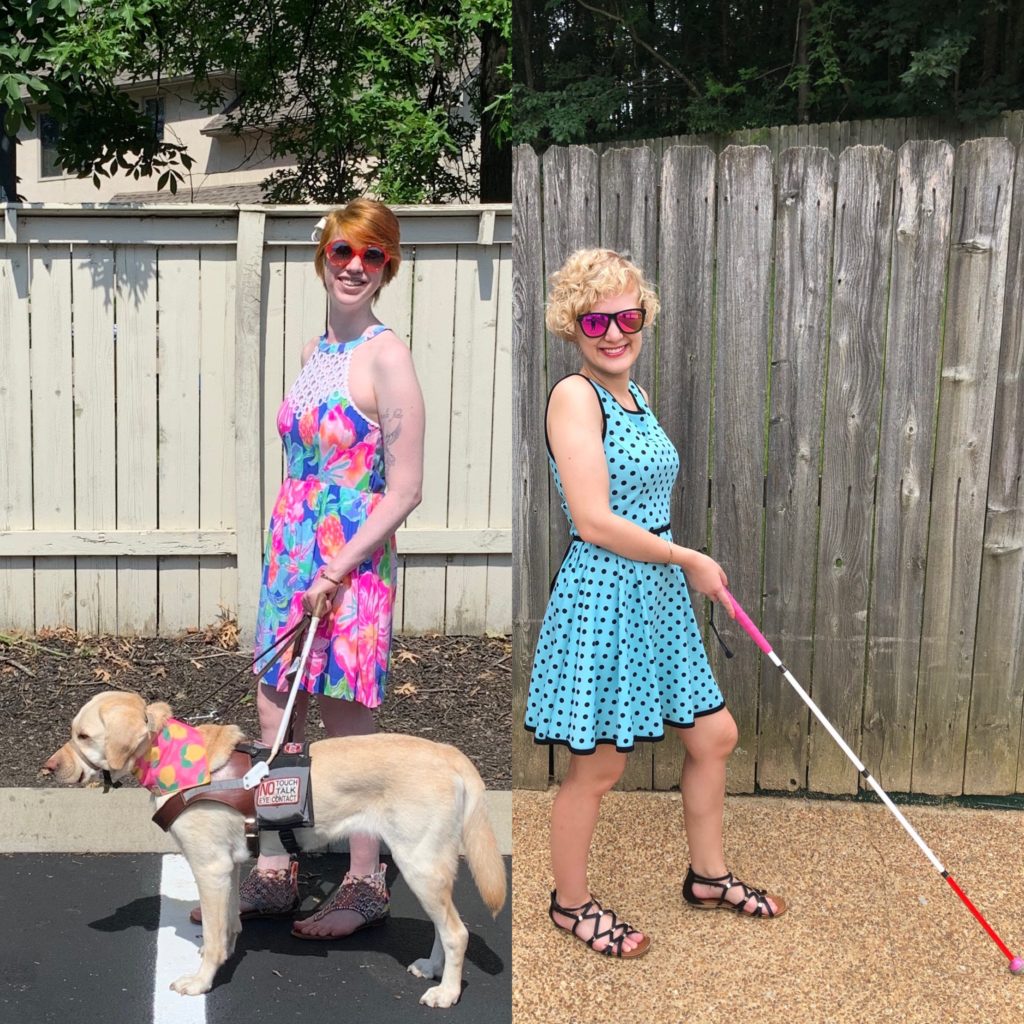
[{"left": 325, "top": 239, "right": 390, "bottom": 270}]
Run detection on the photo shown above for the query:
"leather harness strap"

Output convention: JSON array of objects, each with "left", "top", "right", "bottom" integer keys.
[{"left": 151, "top": 749, "right": 258, "bottom": 855}]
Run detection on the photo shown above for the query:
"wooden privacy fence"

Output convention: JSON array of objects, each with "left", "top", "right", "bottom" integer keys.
[
  {"left": 0, "top": 203, "right": 511, "bottom": 639},
  {"left": 597, "top": 108, "right": 1024, "bottom": 164},
  {"left": 512, "top": 137, "right": 1024, "bottom": 797}
]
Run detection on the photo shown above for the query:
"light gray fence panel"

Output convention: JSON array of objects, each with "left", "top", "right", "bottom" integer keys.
[
  {"left": 807, "top": 146, "right": 894, "bottom": 794},
  {"left": 711, "top": 145, "right": 774, "bottom": 794},
  {"left": 30, "top": 246, "right": 75, "bottom": 628},
  {"left": 652, "top": 145, "right": 716, "bottom": 791},
  {"left": 863, "top": 141, "right": 955, "bottom": 792},
  {"left": 913, "top": 138, "right": 1016, "bottom": 794},
  {"left": 758, "top": 147, "right": 836, "bottom": 793},
  {"left": 512, "top": 145, "right": 551, "bottom": 789},
  {"left": 72, "top": 246, "right": 118, "bottom": 634},
  {"left": 966, "top": 141, "right": 1024, "bottom": 794},
  {"left": 0, "top": 246, "right": 34, "bottom": 631}
]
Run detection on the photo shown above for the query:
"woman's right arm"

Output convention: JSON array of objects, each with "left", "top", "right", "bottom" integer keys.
[{"left": 548, "top": 376, "right": 733, "bottom": 616}]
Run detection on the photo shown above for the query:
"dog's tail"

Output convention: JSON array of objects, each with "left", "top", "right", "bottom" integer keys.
[{"left": 458, "top": 760, "right": 506, "bottom": 918}]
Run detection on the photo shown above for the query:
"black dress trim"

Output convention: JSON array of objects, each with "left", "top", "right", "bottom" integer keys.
[{"left": 524, "top": 701, "right": 728, "bottom": 755}]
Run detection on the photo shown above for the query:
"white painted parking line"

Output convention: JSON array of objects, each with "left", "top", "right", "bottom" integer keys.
[{"left": 153, "top": 854, "right": 206, "bottom": 1024}]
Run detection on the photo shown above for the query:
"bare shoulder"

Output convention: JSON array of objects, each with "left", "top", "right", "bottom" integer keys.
[
  {"left": 548, "top": 374, "right": 601, "bottom": 420},
  {"left": 637, "top": 382, "right": 650, "bottom": 404},
  {"left": 300, "top": 336, "right": 319, "bottom": 367},
  {"left": 370, "top": 330, "right": 415, "bottom": 371}
]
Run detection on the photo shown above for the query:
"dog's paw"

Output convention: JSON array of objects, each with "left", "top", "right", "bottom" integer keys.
[
  {"left": 419, "top": 984, "right": 461, "bottom": 1008},
  {"left": 407, "top": 958, "right": 441, "bottom": 980},
  {"left": 170, "top": 974, "right": 211, "bottom": 996}
]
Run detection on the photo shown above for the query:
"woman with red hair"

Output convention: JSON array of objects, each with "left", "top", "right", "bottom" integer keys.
[{"left": 194, "top": 198, "right": 425, "bottom": 938}]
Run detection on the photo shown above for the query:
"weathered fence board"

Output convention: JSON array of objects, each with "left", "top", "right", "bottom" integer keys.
[
  {"left": 652, "top": 145, "right": 716, "bottom": 791},
  {"left": 72, "top": 246, "right": 117, "bottom": 635},
  {"left": 486, "top": 248, "right": 514, "bottom": 636},
  {"left": 600, "top": 146, "right": 658, "bottom": 400},
  {"left": 157, "top": 248, "right": 202, "bottom": 635},
  {"left": 0, "top": 246, "right": 33, "bottom": 631},
  {"left": 711, "top": 145, "right": 774, "bottom": 794},
  {"left": 913, "top": 139, "right": 1015, "bottom": 794},
  {"left": 512, "top": 145, "right": 550, "bottom": 788},
  {"left": 965, "top": 142, "right": 1024, "bottom": 794},
  {"left": 197, "top": 248, "right": 237, "bottom": 628},
  {"left": 115, "top": 246, "right": 160, "bottom": 634},
  {"left": 446, "top": 247, "right": 499, "bottom": 632},
  {"left": 31, "top": 247, "right": 75, "bottom": 628},
  {"left": 403, "top": 246, "right": 459, "bottom": 633},
  {"left": 807, "top": 146, "right": 893, "bottom": 794},
  {"left": 863, "top": 141, "right": 955, "bottom": 792},
  {"left": 759, "top": 146, "right": 835, "bottom": 793}
]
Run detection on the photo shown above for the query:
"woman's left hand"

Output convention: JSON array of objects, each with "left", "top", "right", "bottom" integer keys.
[{"left": 681, "top": 551, "right": 735, "bottom": 619}]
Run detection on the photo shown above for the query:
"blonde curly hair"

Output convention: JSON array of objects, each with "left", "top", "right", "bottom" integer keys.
[{"left": 545, "top": 248, "right": 660, "bottom": 342}]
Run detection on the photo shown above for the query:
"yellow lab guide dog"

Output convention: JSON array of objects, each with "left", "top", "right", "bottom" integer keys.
[{"left": 42, "top": 691, "right": 506, "bottom": 1007}]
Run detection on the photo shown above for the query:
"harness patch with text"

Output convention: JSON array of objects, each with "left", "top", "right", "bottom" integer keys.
[
  {"left": 256, "top": 776, "right": 301, "bottom": 807},
  {"left": 250, "top": 744, "right": 314, "bottom": 831}
]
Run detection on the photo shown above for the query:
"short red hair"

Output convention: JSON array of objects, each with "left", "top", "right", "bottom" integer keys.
[{"left": 314, "top": 198, "right": 402, "bottom": 292}]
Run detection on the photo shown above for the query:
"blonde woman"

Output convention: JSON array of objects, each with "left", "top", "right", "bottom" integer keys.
[{"left": 524, "top": 249, "right": 785, "bottom": 959}]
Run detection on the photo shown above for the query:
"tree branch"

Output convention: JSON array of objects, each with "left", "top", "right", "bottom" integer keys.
[{"left": 574, "top": 0, "right": 700, "bottom": 97}]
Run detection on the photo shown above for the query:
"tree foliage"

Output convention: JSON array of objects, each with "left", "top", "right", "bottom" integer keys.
[
  {"left": 0, "top": 0, "right": 193, "bottom": 197},
  {"left": 0, "top": 0, "right": 512, "bottom": 202},
  {"left": 513, "top": 0, "right": 1024, "bottom": 149}
]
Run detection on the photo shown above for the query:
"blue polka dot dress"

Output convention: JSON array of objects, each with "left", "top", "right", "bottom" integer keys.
[{"left": 524, "top": 374, "right": 725, "bottom": 754}]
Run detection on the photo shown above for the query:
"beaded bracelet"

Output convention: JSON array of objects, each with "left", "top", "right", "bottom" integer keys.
[{"left": 317, "top": 566, "right": 343, "bottom": 586}]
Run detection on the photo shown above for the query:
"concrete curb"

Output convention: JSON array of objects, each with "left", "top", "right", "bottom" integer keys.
[{"left": 0, "top": 788, "right": 512, "bottom": 856}]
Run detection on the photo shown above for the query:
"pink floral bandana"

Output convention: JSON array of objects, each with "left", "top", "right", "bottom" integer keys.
[{"left": 133, "top": 719, "right": 211, "bottom": 795}]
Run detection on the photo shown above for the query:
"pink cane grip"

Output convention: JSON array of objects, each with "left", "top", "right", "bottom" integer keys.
[{"left": 723, "top": 589, "right": 773, "bottom": 656}]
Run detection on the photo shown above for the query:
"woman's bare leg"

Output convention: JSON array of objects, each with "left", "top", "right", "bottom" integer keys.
[
  {"left": 549, "top": 746, "right": 644, "bottom": 953},
  {"left": 675, "top": 709, "right": 780, "bottom": 913},
  {"left": 291, "top": 697, "right": 380, "bottom": 938}
]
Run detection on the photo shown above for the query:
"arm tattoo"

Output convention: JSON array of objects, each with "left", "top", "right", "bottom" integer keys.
[{"left": 379, "top": 407, "right": 403, "bottom": 470}]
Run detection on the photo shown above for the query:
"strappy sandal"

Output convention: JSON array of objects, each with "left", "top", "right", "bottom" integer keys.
[
  {"left": 189, "top": 860, "right": 300, "bottom": 924},
  {"left": 682, "top": 865, "right": 787, "bottom": 918},
  {"left": 548, "top": 890, "right": 651, "bottom": 958},
  {"left": 291, "top": 862, "right": 390, "bottom": 940}
]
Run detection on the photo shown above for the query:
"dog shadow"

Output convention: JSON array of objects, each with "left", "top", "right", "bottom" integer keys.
[{"left": 88, "top": 883, "right": 506, "bottom": 994}]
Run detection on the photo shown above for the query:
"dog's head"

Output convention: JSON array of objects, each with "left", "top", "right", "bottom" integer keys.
[{"left": 41, "top": 691, "right": 171, "bottom": 785}]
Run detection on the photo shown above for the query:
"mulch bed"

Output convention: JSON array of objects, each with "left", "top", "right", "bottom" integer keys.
[{"left": 0, "top": 618, "right": 511, "bottom": 790}]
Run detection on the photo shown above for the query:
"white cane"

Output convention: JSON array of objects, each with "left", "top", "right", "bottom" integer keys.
[{"left": 242, "top": 592, "right": 328, "bottom": 790}]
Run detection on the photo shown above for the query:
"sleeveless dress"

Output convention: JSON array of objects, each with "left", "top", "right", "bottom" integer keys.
[
  {"left": 524, "top": 375, "right": 725, "bottom": 753},
  {"left": 253, "top": 324, "right": 396, "bottom": 707}
]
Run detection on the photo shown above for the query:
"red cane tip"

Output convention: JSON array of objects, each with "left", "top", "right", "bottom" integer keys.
[{"left": 1010, "top": 956, "right": 1024, "bottom": 975}]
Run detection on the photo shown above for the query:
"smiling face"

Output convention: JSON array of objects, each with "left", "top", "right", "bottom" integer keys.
[
  {"left": 571, "top": 288, "right": 645, "bottom": 378},
  {"left": 321, "top": 237, "right": 390, "bottom": 311}
]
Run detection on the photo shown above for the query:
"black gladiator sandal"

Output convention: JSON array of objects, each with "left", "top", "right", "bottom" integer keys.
[
  {"left": 682, "top": 865, "right": 787, "bottom": 917},
  {"left": 548, "top": 890, "right": 651, "bottom": 958}
]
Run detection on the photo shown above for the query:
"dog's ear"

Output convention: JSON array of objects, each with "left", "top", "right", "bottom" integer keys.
[
  {"left": 145, "top": 701, "right": 172, "bottom": 734},
  {"left": 100, "top": 699, "right": 152, "bottom": 771}
]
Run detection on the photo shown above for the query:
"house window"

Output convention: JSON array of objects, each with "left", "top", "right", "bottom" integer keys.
[
  {"left": 39, "top": 114, "right": 63, "bottom": 178},
  {"left": 145, "top": 98, "right": 165, "bottom": 142}
]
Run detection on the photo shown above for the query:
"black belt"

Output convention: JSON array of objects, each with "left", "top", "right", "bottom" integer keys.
[{"left": 551, "top": 523, "right": 672, "bottom": 593}]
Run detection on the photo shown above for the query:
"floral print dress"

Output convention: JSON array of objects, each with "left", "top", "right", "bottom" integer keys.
[{"left": 254, "top": 324, "right": 395, "bottom": 706}]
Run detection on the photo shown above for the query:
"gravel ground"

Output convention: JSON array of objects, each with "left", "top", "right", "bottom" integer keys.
[
  {"left": 0, "top": 620, "right": 511, "bottom": 789},
  {"left": 513, "top": 789, "right": 1024, "bottom": 1024}
]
